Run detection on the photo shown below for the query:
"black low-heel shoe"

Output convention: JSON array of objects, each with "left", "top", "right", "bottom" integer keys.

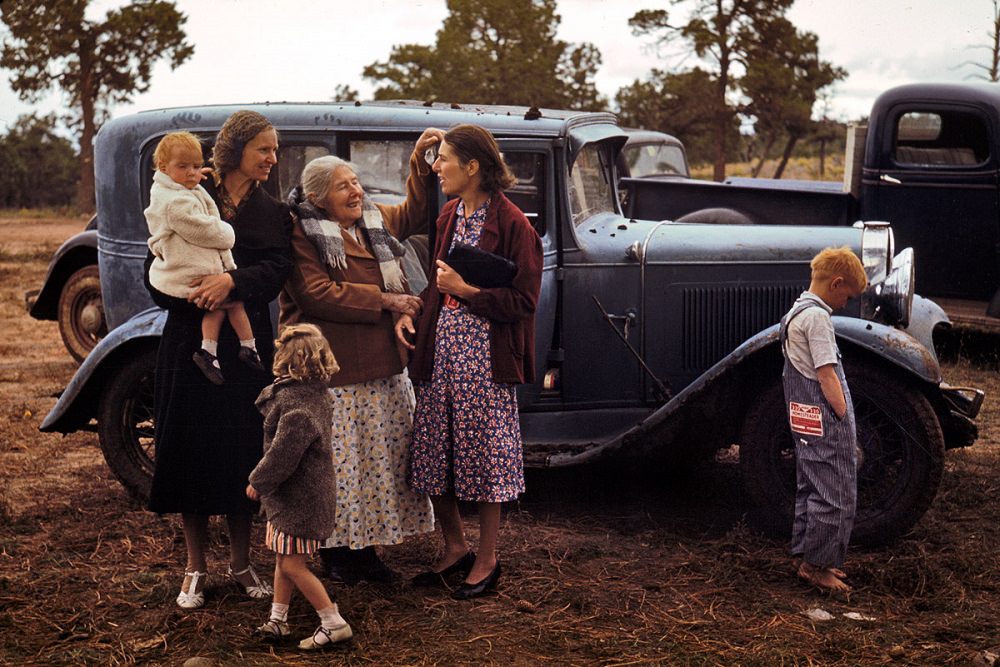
[
  {"left": 411, "top": 551, "right": 476, "bottom": 587},
  {"left": 451, "top": 561, "right": 501, "bottom": 600}
]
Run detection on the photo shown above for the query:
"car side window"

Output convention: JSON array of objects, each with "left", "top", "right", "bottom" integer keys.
[
  {"left": 893, "top": 110, "right": 989, "bottom": 167},
  {"left": 569, "top": 144, "right": 616, "bottom": 226},
  {"left": 277, "top": 145, "right": 331, "bottom": 200},
  {"left": 139, "top": 138, "right": 330, "bottom": 207},
  {"left": 504, "top": 152, "right": 547, "bottom": 237},
  {"left": 348, "top": 140, "right": 414, "bottom": 204}
]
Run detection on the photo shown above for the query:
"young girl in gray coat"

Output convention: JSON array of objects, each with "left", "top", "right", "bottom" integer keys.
[{"left": 246, "top": 323, "right": 351, "bottom": 650}]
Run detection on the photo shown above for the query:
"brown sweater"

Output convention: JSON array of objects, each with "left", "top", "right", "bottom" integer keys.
[
  {"left": 250, "top": 379, "right": 336, "bottom": 540},
  {"left": 279, "top": 152, "right": 431, "bottom": 386}
]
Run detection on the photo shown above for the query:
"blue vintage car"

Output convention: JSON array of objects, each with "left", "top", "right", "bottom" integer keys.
[{"left": 41, "top": 100, "right": 983, "bottom": 544}]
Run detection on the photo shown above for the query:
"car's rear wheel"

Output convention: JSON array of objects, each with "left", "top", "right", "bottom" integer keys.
[
  {"left": 97, "top": 347, "right": 157, "bottom": 501},
  {"left": 740, "top": 360, "right": 944, "bottom": 545},
  {"left": 58, "top": 265, "right": 106, "bottom": 363}
]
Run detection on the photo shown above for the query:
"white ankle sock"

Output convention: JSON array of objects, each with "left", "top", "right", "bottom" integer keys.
[
  {"left": 270, "top": 602, "right": 289, "bottom": 622},
  {"left": 240, "top": 338, "right": 257, "bottom": 351},
  {"left": 318, "top": 604, "right": 346, "bottom": 629},
  {"left": 202, "top": 339, "right": 218, "bottom": 357}
]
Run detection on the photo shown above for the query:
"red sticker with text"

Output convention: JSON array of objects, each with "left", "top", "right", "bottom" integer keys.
[{"left": 789, "top": 401, "right": 823, "bottom": 437}]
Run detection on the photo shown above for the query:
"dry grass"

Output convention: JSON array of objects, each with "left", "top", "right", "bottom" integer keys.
[
  {"left": 690, "top": 156, "right": 847, "bottom": 183},
  {"left": 1, "top": 217, "right": 999, "bottom": 666}
]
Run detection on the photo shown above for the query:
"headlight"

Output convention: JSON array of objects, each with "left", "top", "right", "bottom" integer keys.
[
  {"left": 862, "top": 248, "right": 915, "bottom": 327},
  {"left": 858, "top": 221, "right": 893, "bottom": 285}
]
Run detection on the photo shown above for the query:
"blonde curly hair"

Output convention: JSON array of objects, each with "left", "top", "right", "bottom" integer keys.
[
  {"left": 152, "top": 131, "right": 203, "bottom": 171},
  {"left": 272, "top": 323, "right": 339, "bottom": 382}
]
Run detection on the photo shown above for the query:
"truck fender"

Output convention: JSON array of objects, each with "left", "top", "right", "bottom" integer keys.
[
  {"left": 40, "top": 306, "right": 164, "bottom": 433},
  {"left": 546, "top": 296, "right": 947, "bottom": 467},
  {"left": 27, "top": 229, "right": 98, "bottom": 320}
]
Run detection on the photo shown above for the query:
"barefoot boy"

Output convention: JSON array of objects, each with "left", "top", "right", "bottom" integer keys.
[{"left": 780, "top": 246, "right": 867, "bottom": 593}]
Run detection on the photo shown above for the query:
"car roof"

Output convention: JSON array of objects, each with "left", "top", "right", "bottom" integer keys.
[
  {"left": 622, "top": 128, "right": 684, "bottom": 148},
  {"left": 114, "top": 99, "right": 619, "bottom": 141},
  {"left": 870, "top": 82, "right": 1000, "bottom": 120}
]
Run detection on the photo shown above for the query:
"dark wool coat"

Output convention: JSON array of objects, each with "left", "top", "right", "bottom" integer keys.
[
  {"left": 249, "top": 379, "right": 337, "bottom": 540},
  {"left": 408, "top": 193, "right": 542, "bottom": 385},
  {"left": 146, "top": 182, "right": 293, "bottom": 515}
]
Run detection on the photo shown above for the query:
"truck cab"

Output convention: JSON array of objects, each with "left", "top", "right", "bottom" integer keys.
[{"left": 860, "top": 83, "right": 1000, "bottom": 307}]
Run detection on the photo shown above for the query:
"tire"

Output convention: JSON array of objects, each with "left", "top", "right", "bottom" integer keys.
[
  {"left": 740, "top": 360, "right": 945, "bottom": 545},
  {"left": 57, "top": 265, "right": 107, "bottom": 363},
  {"left": 97, "top": 346, "right": 157, "bottom": 502}
]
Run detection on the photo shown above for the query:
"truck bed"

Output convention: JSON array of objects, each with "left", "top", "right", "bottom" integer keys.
[{"left": 623, "top": 176, "right": 855, "bottom": 228}]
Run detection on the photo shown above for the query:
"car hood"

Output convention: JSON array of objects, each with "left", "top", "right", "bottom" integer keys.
[{"left": 576, "top": 213, "right": 863, "bottom": 264}]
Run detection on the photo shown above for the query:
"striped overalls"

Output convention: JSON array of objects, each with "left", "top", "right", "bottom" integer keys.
[{"left": 780, "top": 297, "right": 857, "bottom": 569}]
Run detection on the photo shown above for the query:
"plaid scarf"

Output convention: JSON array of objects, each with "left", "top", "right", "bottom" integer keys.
[{"left": 288, "top": 185, "right": 407, "bottom": 294}]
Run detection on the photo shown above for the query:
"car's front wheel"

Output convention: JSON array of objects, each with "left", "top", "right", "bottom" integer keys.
[
  {"left": 740, "top": 359, "right": 945, "bottom": 545},
  {"left": 58, "top": 265, "right": 107, "bottom": 363},
  {"left": 97, "top": 346, "right": 157, "bottom": 501}
]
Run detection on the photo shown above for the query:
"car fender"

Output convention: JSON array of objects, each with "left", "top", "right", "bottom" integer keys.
[
  {"left": 545, "top": 295, "right": 947, "bottom": 467},
  {"left": 40, "top": 306, "right": 164, "bottom": 434},
  {"left": 27, "top": 229, "right": 98, "bottom": 320}
]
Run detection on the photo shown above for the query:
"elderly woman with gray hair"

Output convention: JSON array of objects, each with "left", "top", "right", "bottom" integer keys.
[{"left": 279, "top": 128, "right": 443, "bottom": 583}]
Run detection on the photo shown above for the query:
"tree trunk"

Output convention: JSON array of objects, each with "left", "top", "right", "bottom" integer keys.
[
  {"left": 750, "top": 133, "right": 777, "bottom": 178},
  {"left": 819, "top": 138, "right": 826, "bottom": 177},
  {"left": 773, "top": 134, "right": 800, "bottom": 179},
  {"left": 713, "top": 0, "right": 729, "bottom": 182},
  {"left": 75, "top": 38, "right": 97, "bottom": 214}
]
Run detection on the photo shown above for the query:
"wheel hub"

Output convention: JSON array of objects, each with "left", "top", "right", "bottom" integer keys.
[{"left": 80, "top": 301, "right": 104, "bottom": 335}]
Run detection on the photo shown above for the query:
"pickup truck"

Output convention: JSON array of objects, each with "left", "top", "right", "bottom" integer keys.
[
  {"left": 39, "top": 100, "right": 983, "bottom": 544},
  {"left": 622, "top": 82, "right": 1000, "bottom": 328}
]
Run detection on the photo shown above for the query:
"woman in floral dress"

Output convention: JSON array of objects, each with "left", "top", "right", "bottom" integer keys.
[{"left": 397, "top": 124, "right": 543, "bottom": 600}]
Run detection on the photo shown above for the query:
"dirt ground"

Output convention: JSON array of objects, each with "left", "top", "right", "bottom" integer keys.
[{"left": 1, "top": 217, "right": 999, "bottom": 666}]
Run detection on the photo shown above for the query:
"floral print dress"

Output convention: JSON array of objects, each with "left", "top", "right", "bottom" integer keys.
[
  {"left": 408, "top": 199, "right": 526, "bottom": 502},
  {"left": 324, "top": 374, "right": 434, "bottom": 549}
]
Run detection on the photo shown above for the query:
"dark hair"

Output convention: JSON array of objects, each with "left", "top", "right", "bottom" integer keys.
[
  {"left": 211, "top": 110, "right": 274, "bottom": 176},
  {"left": 444, "top": 124, "right": 516, "bottom": 193}
]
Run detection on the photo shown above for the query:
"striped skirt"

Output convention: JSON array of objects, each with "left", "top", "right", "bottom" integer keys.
[{"left": 266, "top": 521, "right": 322, "bottom": 555}]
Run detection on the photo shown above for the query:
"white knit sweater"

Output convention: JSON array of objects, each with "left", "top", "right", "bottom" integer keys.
[{"left": 145, "top": 170, "right": 237, "bottom": 298}]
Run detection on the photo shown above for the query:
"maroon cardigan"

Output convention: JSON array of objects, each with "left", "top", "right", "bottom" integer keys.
[{"left": 409, "top": 193, "right": 543, "bottom": 385}]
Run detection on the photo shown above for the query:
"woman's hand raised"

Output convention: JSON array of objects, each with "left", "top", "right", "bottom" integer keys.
[
  {"left": 381, "top": 292, "right": 423, "bottom": 316},
  {"left": 415, "top": 127, "right": 445, "bottom": 161},
  {"left": 394, "top": 313, "right": 416, "bottom": 350}
]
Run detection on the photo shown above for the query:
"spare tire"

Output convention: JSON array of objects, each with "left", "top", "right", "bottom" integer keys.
[{"left": 676, "top": 208, "right": 755, "bottom": 225}]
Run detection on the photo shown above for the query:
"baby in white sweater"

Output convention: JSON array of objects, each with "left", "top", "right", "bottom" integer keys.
[{"left": 145, "top": 131, "right": 262, "bottom": 384}]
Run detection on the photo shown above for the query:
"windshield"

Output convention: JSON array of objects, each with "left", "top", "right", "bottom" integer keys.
[
  {"left": 622, "top": 143, "right": 689, "bottom": 178},
  {"left": 569, "top": 143, "right": 617, "bottom": 226}
]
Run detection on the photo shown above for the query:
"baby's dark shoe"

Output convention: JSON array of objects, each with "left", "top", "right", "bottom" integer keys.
[
  {"left": 238, "top": 346, "right": 265, "bottom": 371},
  {"left": 192, "top": 349, "right": 225, "bottom": 384}
]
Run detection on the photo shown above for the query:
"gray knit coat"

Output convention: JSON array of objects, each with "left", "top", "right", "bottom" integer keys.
[{"left": 249, "top": 379, "right": 336, "bottom": 540}]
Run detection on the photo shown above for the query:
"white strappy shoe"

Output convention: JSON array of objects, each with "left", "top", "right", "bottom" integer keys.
[
  {"left": 255, "top": 618, "right": 290, "bottom": 641},
  {"left": 298, "top": 623, "right": 353, "bottom": 650},
  {"left": 228, "top": 564, "right": 273, "bottom": 599},
  {"left": 176, "top": 570, "right": 206, "bottom": 609}
]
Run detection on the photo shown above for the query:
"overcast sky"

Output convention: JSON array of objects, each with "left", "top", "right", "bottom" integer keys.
[{"left": 0, "top": 0, "right": 993, "bottom": 133}]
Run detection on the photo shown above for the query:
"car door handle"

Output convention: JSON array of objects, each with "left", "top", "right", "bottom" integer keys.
[{"left": 880, "top": 174, "right": 902, "bottom": 185}]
